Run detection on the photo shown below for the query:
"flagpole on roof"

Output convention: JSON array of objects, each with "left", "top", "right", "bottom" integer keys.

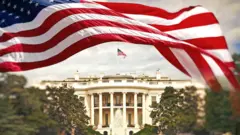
[{"left": 117, "top": 47, "right": 119, "bottom": 70}]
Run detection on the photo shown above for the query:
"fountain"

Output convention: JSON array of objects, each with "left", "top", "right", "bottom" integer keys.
[{"left": 112, "top": 109, "right": 126, "bottom": 135}]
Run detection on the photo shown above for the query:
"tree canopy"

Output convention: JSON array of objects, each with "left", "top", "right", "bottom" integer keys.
[
  {"left": 0, "top": 74, "right": 92, "bottom": 135},
  {"left": 134, "top": 124, "right": 158, "bottom": 135},
  {"left": 205, "top": 90, "right": 238, "bottom": 134},
  {"left": 150, "top": 86, "right": 199, "bottom": 135},
  {"left": 0, "top": 74, "right": 55, "bottom": 135},
  {"left": 46, "top": 85, "right": 90, "bottom": 134}
]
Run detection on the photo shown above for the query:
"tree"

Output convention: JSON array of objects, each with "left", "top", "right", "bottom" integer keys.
[
  {"left": 0, "top": 74, "right": 56, "bottom": 135},
  {"left": 150, "top": 86, "right": 199, "bottom": 135},
  {"left": 46, "top": 85, "right": 90, "bottom": 135},
  {"left": 205, "top": 90, "right": 239, "bottom": 134},
  {"left": 0, "top": 74, "right": 92, "bottom": 135},
  {"left": 231, "top": 53, "right": 240, "bottom": 134},
  {"left": 0, "top": 97, "right": 35, "bottom": 135},
  {"left": 85, "top": 126, "right": 102, "bottom": 135},
  {"left": 134, "top": 124, "right": 158, "bottom": 135}
]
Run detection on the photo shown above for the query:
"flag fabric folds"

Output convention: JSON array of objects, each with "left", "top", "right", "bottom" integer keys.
[
  {"left": 0, "top": 0, "right": 239, "bottom": 91},
  {"left": 117, "top": 48, "right": 126, "bottom": 58}
]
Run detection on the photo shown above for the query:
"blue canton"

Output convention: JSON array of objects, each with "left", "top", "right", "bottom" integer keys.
[{"left": 0, "top": 0, "right": 79, "bottom": 28}]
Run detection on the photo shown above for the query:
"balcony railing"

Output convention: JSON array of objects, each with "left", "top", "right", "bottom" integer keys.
[
  {"left": 94, "top": 103, "right": 142, "bottom": 107},
  {"left": 114, "top": 103, "right": 122, "bottom": 106},
  {"left": 43, "top": 79, "right": 198, "bottom": 90},
  {"left": 127, "top": 80, "right": 134, "bottom": 83},
  {"left": 114, "top": 80, "right": 122, "bottom": 83},
  {"left": 103, "top": 103, "right": 110, "bottom": 107},
  {"left": 128, "top": 124, "right": 134, "bottom": 127},
  {"left": 102, "top": 80, "right": 109, "bottom": 83},
  {"left": 102, "top": 125, "right": 109, "bottom": 127},
  {"left": 126, "top": 103, "right": 134, "bottom": 106}
]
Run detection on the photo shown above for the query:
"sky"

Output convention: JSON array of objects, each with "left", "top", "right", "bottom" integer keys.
[{"left": 15, "top": 0, "right": 240, "bottom": 86}]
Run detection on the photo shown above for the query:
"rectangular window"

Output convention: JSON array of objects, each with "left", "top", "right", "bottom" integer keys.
[
  {"left": 137, "top": 96, "right": 142, "bottom": 103},
  {"left": 127, "top": 96, "right": 131, "bottom": 106},
  {"left": 114, "top": 80, "right": 122, "bottom": 82},
  {"left": 104, "top": 96, "right": 110, "bottom": 106},
  {"left": 137, "top": 96, "right": 142, "bottom": 107},
  {"left": 102, "top": 79, "right": 109, "bottom": 83},
  {"left": 152, "top": 96, "right": 156, "bottom": 106},
  {"left": 149, "top": 81, "right": 158, "bottom": 85},
  {"left": 115, "top": 95, "right": 121, "bottom": 105},
  {"left": 94, "top": 96, "right": 99, "bottom": 107},
  {"left": 127, "top": 80, "right": 133, "bottom": 83}
]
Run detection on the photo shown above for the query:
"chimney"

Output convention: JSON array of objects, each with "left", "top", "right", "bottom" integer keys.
[
  {"left": 74, "top": 70, "right": 79, "bottom": 81},
  {"left": 156, "top": 69, "right": 161, "bottom": 79},
  {"left": 100, "top": 72, "right": 104, "bottom": 80}
]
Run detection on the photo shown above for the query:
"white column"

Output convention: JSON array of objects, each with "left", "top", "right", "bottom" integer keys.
[
  {"left": 98, "top": 93, "right": 102, "bottom": 128},
  {"left": 157, "top": 94, "right": 160, "bottom": 103},
  {"left": 123, "top": 92, "right": 127, "bottom": 127},
  {"left": 134, "top": 92, "right": 139, "bottom": 128},
  {"left": 146, "top": 94, "right": 152, "bottom": 125},
  {"left": 85, "top": 95, "right": 90, "bottom": 117},
  {"left": 91, "top": 94, "right": 94, "bottom": 126},
  {"left": 110, "top": 92, "right": 114, "bottom": 128},
  {"left": 142, "top": 93, "right": 146, "bottom": 125}
]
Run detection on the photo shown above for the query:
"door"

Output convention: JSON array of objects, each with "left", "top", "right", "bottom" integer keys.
[
  {"left": 105, "top": 113, "right": 109, "bottom": 126},
  {"left": 128, "top": 113, "right": 131, "bottom": 126}
]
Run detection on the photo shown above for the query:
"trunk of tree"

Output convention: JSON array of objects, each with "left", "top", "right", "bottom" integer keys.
[
  {"left": 71, "top": 128, "right": 75, "bottom": 135},
  {"left": 230, "top": 91, "right": 240, "bottom": 117},
  {"left": 61, "top": 130, "right": 65, "bottom": 135},
  {"left": 230, "top": 91, "right": 240, "bottom": 135},
  {"left": 236, "top": 122, "right": 240, "bottom": 135},
  {"left": 57, "top": 129, "right": 65, "bottom": 135}
]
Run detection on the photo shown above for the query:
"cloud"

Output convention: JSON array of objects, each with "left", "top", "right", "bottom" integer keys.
[
  {"left": 17, "top": 0, "right": 240, "bottom": 86},
  {"left": 226, "top": 27, "right": 240, "bottom": 44}
]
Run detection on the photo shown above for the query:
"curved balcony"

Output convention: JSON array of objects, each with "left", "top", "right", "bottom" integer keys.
[{"left": 41, "top": 79, "right": 205, "bottom": 90}]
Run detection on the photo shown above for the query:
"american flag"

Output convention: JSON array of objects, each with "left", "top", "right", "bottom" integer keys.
[
  {"left": 117, "top": 48, "right": 126, "bottom": 58},
  {"left": 0, "top": 0, "right": 239, "bottom": 91}
]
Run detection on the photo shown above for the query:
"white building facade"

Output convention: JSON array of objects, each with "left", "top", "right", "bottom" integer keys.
[{"left": 39, "top": 71, "right": 205, "bottom": 135}]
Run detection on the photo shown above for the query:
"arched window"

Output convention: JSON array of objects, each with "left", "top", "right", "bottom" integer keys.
[
  {"left": 103, "top": 131, "right": 108, "bottom": 135},
  {"left": 129, "top": 131, "right": 133, "bottom": 135}
]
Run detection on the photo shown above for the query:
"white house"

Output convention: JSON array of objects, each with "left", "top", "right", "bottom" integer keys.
[{"left": 38, "top": 71, "right": 205, "bottom": 135}]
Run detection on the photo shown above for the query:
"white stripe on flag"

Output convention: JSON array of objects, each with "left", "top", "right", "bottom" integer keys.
[
  {"left": 206, "top": 49, "right": 233, "bottom": 62},
  {"left": 202, "top": 54, "right": 234, "bottom": 90},
  {"left": 170, "top": 48, "right": 207, "bottom": 85},
  {"left": 124, "top": 7, "right": 209, "bottom": 25}
]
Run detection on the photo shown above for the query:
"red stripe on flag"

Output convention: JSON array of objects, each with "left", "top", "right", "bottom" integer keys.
[
  {"left": 186, "top": 50, "right": 222, "bottom": 91},
  {"left": 151, "top": 13, "right": 218, "bottom": 32},
  {"left": 154, "top": 46, "right": 190, "bottom": 76},
  {"left": 184, "top": 37, "right": 228, "bottom": 49}
]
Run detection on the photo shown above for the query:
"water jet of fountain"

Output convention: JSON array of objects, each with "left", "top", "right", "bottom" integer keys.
[{"left": 112, "top": 109, "right": 126, "bottom": 135}]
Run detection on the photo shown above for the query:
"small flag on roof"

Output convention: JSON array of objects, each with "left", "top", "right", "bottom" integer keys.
[{"left": 117, "top": 48, "right": 127, "bottom": 58}]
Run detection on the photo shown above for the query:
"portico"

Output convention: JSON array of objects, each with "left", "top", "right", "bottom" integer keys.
[{"left": 90, "top": 92, "right": 147, "bottom": 129}]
